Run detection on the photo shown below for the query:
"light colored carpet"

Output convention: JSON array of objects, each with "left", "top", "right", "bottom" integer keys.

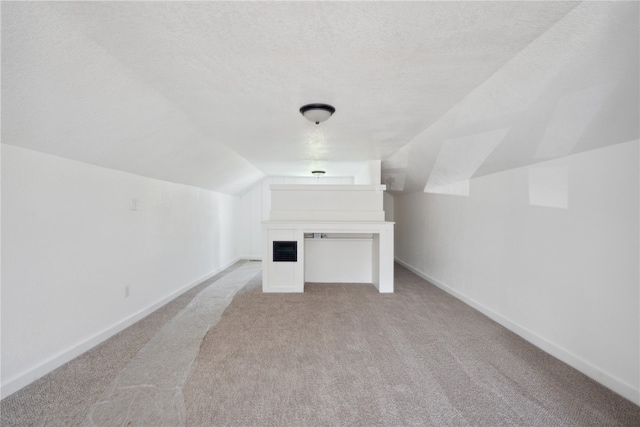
[
  {"left": 81, "top": 262, "right": 261, "bottom": 426},
  {"left": 2, "top": 262, "right": 639, "bottom": 426},
  {"left": 0, "top": 261, "right": 258, "bottom": 427},
  {"left": 183, "top": 265, "right": 640, "bottom": 426}
]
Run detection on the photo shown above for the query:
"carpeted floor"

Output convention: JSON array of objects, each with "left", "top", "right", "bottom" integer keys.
[
  {"left": 183, "top": 265, "right": 640, "bottom": 426},
  {"left": 2, "top": 262, "right": 639, "bottom": 426},
  {"left": 0, "top": 261, "right": 257, "bottom": 427}
]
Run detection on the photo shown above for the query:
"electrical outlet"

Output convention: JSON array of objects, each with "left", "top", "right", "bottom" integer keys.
[
  {"left": 125, "top": 285, "right": 130, "bottom": 298},
  {"left": 130, "top": 199, "right": 138, "bottom": 211}
]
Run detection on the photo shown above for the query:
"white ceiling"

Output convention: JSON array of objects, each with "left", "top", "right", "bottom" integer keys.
[{"left": 2, "top": 2, "right": 637, "bottom": 195}]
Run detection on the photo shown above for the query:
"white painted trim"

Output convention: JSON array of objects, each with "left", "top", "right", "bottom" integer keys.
[
  {"left": 395, "top": 258, "right": 640, "bottom": 406},
  {"left": 270, "top": 210, "right": 385, "bottom": 222},
  {"left": 240, "top": 255, "right": 262, "bottom": 261},
  {"left": 270, "top": 184, "right": 386, "bottom": 191},
  {"left": 0, "top": 257, "right": 241, "bottom": 399},
  {"left": 264, "top": 221, "right": 394, "bottom": 226},
  {"left": 262, "top": 287, "right": 305, "bottom": 293}
]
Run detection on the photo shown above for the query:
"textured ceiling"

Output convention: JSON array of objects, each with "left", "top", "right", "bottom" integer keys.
[
  {"left": 382, "top": 1, "right": 639, "bottom": 194},
  {"left": 2, "top": 2, "right": 636, "bottom": 195}
]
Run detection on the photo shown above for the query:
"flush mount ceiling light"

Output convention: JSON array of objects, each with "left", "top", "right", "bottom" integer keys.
[
  {"left": 312, "top": 170, "right": 326, "bottom": 178},
  {"left": 300, "top": 103, "right": 335, "bottom": 124}
]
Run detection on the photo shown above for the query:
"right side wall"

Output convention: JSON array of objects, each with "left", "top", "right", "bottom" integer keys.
[{"left": 394, "top": 140, "right": 639, "bottom": 404}]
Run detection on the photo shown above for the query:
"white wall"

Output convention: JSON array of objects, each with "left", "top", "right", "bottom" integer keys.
[
  {"left": 394, "top": 140, "right": 639, "bottom": 404},
  {"left": 1, "top": 144, "right": 241, "bottom": 397},
  {"left": 239, "top": 176, "right": 353, "bottom": 259},
  {"left": 305, "top": 238, "right": 373, "bottom": 283},
  {"left": 383, "top": 192, "right": 394, "bottom": 222},
  {"left": 354, "top": 160, "right": 382, "bottom": 185}
]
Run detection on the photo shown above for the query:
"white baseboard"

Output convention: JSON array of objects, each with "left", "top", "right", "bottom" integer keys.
[
  {"left": 240, "top": 255, "right": 262, "bottom": 261},
  {"left": 1, "top": 257, "right": 241, "bottom": 399},
  {"left": 395, "top": 258, "right": 640, "bottom": 406}
]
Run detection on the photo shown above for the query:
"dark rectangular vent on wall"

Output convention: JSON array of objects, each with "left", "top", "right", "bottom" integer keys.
[{"left": 273, "top": 241, "right": 297, "bottom": 262}]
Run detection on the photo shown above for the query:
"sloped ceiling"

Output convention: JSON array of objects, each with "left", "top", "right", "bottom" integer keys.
[
  {"left": 383, "top": 1, "right": 639, "bottom": 194},
  {"left": 2, "top": 2, "right": 637, "bottom": 195}
]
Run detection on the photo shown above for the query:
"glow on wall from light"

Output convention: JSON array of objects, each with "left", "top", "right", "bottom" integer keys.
[
  {"left": 424, "top": 128, "right": 509, "bottom": 196},
  {"left": 304, "top": 129, "right": 328, "bottom": 159},
  {"left": 535, "top": 85, "right": 610, "bottom": 160},
  {"left": 529, "top": 164, "right": 569, "bottom": 209}
]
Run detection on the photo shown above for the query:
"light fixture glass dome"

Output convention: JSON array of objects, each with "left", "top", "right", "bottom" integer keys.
[
  {"left": 312, "top": 170, "right": 326, "bottom": 178},
  {"left": 300, "top": 103, "right": 335, "bottom": 124}
]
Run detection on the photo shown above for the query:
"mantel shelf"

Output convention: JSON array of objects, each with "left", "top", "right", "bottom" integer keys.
[{"left": 304, "top": 237, "right": 373, "bottom": 241}]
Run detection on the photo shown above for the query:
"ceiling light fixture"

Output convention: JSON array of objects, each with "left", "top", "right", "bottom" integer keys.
[
  {"left": 312, "top": 170, "right": 326, "bottom": 178},
  {"left": 300, "top": 103, "right": 335, "bottom": 124}
]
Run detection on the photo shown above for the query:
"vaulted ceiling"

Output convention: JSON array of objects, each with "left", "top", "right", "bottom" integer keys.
[{"left": 2, "top": 2, "right": 638, "bottom": 195}]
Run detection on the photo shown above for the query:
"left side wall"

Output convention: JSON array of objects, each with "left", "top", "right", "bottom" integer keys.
[{"left": 1, "top": 144, "right": 241, "bottom": 397}]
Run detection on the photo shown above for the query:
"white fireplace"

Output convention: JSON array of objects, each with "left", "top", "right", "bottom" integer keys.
[{"left": 262, "top": 184, "right": 394, "bottom": 293}]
